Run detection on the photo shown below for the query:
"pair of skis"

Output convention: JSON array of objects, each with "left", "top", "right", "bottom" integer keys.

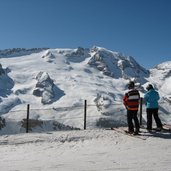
[
  {"left": 110, "top": 127, "right": 148, "bottom": 140},
  {"left": 163, "top": 124, "right": 171, "bottom": 131},
  {"left": 110, "top": 124, "right": 171, "bottom": 140}
]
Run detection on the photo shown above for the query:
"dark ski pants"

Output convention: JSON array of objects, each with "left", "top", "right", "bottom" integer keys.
[
  {"left": 146, "top": 108, "right": 162, "bottom": 130},
  {"left": 127, "top": 110, "right": 140, "bottom": 132}
]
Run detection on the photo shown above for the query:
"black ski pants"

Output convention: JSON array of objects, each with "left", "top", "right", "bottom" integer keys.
[
  {"left": 127, "top": 110, "right": 140, "bottom": 132},
  {"left": 146, "top": 108, "right": 162, "bottom": 130}
]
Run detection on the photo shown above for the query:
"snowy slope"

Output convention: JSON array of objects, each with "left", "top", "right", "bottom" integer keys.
[
  {"left": 0, "top": 129, "right": 171, "bottom": 171},
  {"left": 0, "top": 46, "right": 171, "bottom": 134}
]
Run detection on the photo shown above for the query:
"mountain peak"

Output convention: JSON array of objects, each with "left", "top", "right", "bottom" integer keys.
[{"left": 88, "top": 46, "right": 149, "bottom": 82}]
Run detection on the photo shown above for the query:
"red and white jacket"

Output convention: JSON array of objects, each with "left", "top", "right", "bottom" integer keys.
[{"left": 123, "top": 88, "right": 140, "bottom": 110}]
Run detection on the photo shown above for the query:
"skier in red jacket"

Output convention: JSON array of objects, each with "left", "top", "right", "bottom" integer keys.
[{"left": 123, "top": 81, "right": 140, "bottom": 135}]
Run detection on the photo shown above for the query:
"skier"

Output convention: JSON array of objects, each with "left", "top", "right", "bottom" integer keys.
[
  {"left": 123, "top": 81, "right": 140, "bottom": 135},
  {"left": 144, "top": 84, "right": 163, "bottom": 132}
]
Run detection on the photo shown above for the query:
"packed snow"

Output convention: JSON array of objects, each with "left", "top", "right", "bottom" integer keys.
[
  {"left": 0, "top": 46, "right": 171, "bottom": 170},
  {"left": 0, "top": 129, "right": 171, "bottom": 171}
]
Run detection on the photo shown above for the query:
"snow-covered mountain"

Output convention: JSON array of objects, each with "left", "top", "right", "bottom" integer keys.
[{"left": 0, "top": 46, "right": 171, "bottom": 135}]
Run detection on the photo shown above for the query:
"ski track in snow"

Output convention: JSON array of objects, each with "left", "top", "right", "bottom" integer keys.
[{"left": 0, "top": 129, "right": 171, "bottom": 171}]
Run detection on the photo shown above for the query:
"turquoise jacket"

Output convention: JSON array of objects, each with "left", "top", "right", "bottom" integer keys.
[{"left": 144, "top": 89, "right": 160, "bottom": 108}]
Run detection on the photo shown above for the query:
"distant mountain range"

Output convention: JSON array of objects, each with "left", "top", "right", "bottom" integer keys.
[{"left": 0, "top": 47, "right": 171, "bottom": 134}]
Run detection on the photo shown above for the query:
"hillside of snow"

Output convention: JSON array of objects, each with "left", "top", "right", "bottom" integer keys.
[
  {"left": 0, "top": 46, "right": 171, "bottom": 135},
  {"left": 1, "top": 129, "right": 171, "bottom": 171}
]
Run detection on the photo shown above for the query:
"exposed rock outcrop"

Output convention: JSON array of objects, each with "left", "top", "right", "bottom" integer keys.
[{"left": 33, "top": 72, "right": 65, "bottom": 104}]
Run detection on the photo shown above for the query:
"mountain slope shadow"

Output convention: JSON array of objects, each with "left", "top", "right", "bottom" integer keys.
[
  {"left": 51, "top": 85, "right": 65, "bottom": 103},
  {"left": 0, "top": 75, "right": 14, "bottom": 97}
]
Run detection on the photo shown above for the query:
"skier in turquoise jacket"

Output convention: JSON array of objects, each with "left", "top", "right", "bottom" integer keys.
[{"left": 144, "top": 84, "right": 163, "bottom": 131}]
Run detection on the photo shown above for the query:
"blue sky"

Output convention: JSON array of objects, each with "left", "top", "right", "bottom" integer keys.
[{"left": 0, "top": 0, "right": 171, "bottom": 69}]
